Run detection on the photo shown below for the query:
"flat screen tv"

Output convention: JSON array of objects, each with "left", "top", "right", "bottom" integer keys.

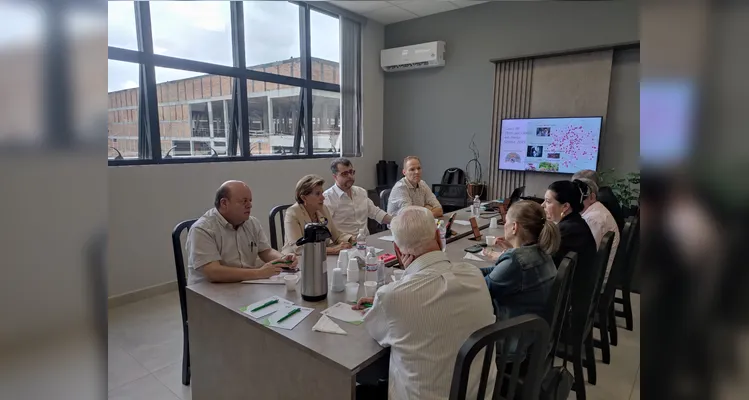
[{"left": 498, "top": 117, "right": 603, "bottom": 174}]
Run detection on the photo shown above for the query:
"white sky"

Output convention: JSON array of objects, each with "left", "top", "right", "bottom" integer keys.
[{"left": 107, "top": 1, "right": 340, "bottom": 92}]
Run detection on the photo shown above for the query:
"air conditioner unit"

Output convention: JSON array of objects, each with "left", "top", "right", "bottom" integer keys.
[{"left": 381, "top": 41, "right": 445, "bottom": 72}]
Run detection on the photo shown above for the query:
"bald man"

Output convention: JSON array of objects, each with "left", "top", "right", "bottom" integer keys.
[{"left": 186, "top": 181, "right": 297, "bottom": 284}]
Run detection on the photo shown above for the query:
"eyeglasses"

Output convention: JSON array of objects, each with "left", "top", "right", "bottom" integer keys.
[{"left": 338, "top": 170, "right": 356, "bottom": 177}]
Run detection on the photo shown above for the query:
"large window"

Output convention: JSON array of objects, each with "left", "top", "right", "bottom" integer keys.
[{"left": 107, "top": 1, "right": 360, "bottom": 165}]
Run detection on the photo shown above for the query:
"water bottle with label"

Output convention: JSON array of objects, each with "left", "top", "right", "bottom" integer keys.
[
  {"left": 356, "top": 228, "right": 367, "bottom": 258},
  {"left": 437, "top": 220, "right": 447, "bottom": 252},
  {"left": 376, "top": 258, "right": 385, "bottom": 286},
  {"left": 472, "top": 195, "right": 481, "bottom": 217},
  {"left": 365, "top": 247, "right": 378, "bottom": 283}
]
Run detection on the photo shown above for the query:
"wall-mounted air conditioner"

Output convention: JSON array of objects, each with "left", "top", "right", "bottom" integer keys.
[{"left": 381, "top": 41, "right": 445, "bottom": 72}]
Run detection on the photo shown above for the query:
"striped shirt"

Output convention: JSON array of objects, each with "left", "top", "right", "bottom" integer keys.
[{"left": 364, "top": 251, "right": 497, "bottom": 399}]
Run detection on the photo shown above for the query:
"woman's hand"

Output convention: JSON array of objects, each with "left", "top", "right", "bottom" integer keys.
[
  {"left": 494, "top": 238, "right": 513, "bottom": 252},
  {"left": 326, "top": 242, "right": 352, "bottom": 255},
  {"left": 482, "top": 248, "right": 503, "bottom": 262}
]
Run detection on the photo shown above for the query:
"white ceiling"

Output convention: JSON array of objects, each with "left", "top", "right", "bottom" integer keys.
[{"left": 329, "top": 1, "right": 488, "bottom": 25}]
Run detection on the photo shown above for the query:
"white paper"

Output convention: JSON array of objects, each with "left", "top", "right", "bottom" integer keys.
[
  {"left": 241, "top": 272, "right": 298, "bottom": 285},
  {"left": 240, "top": 296, "right": 294, "bottom": 319},
  {"left": 265, "top": 305, "right": 314, "bottom": 330},
  {"left": 373, "top": 247, "right": 385, "bottom": 254},
  {"left": 321, "top": 302, "right": 369, "bottom": 325},
  {"left": 463, "top": 252, "right": 485, "bottom": 261},
  {"left": 312, "top": 315, "right": 347, "bottom": 335},
  {"left": 378, "top": 235, "right": 395, "bottom": 242},
  {"left": 453, "top": 220, "right": 471, "bottom": 226}
]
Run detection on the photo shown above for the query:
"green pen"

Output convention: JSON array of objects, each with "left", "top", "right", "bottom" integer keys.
[
  {"left": 277, "top": 307, "right": 301, "bottom": 323},
  {"left": 272, "top": 260, "right": 293, "bottom": 265},
  {"left": 250, "top": 299, "right": 279, "bottom": 312},
  {"left": 362, "top": 302, "right": 373, "bottom": 308}
]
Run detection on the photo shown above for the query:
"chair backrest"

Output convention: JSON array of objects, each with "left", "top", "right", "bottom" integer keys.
[
  {"left": 380, "top": 189, "right": 391, "bottom": 210},
  {"left": 619, "top": 215, "right": 640, "bottom": 289},
  {"left": 600, "top": 220, "right": 635, "bottom": 309},
  {"left": 450, "top": 314, "right": 550, "bottom": 400},
  {"left": 441, "top": 168, "right": 467, "bottom": 185},
  {"left": 544, "top": 253, "right": 577, "bottom": 360},
  {"left": 171, "top": 219, "right": 197, "bottom": 323},
  {"left": 586, "top": 231, "right": 616, "bottom": 322},
  {"left": 269, "top": 204, "right": 292, "bottom": 250}
]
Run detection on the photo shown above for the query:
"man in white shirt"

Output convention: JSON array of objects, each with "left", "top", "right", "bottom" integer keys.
[
  {"left": 577, "top": 177, "right": 620, "bottom": 285},
  {"left": 387, "top": 156, "right": 444, "bottom": 217},
  {"left": 354, "top": 206, "right": 496, "bottom": 400},
  {"left": 323, "top": 158, "right": 392, "bottom": 236}
]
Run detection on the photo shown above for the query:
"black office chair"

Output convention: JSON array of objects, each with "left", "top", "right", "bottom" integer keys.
[
  {"left": 594, "top": 220, "right": 635, "bottom": 364},
  {"left": 558, "top": 231, "right": 615, "bottom": 400},
  {"left": 171, "top": 218, "right": 197, "bottom": 386},
  {"left": 269, "top": 204, "right": 292, "bottom": 250},
  {"left": 615, "top": 215, "right": 640, "bottom": 331}
]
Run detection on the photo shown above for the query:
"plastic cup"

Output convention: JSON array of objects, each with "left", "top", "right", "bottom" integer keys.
[
  {"left": 485, "top": 235, "right": 496, "bottom": 247},
  {"left": 489, "top": 217, "right": 498, "bottom": 229},
  {"left": 338, "top": 250, "right": 349, "bottom": 276},
  {"left": 284, "top": 274, "right": 298, "bottom": 292},
  {"left": 393, "top": 269, "right": 405, "bottom": 282},
  {"left": 345, "top": 282, "right": 359, "bottom": 303},
  {"left": 364, "top": 281, "right": 378, "bottom": 297}
]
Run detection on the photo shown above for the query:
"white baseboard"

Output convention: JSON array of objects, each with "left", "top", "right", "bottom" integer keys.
[{"left": 108, "top": 281, "right": 178, "bottom": 308}]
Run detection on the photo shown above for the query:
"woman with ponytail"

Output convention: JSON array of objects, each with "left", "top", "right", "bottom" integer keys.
[
  {"left": 481, "top": 200, "right": 561, "bottom": 321},
  {"left": 544, "top": 180, "right": 598, "bottom": 273}
]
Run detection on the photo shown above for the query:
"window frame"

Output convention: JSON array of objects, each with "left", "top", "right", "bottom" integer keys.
[{"left": 107, "top": 1, "right": 347, "bottom": 166}]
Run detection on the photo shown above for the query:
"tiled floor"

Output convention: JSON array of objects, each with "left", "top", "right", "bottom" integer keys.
[{"left": 108, "top": 291, "right": 640, "bottom": 400}]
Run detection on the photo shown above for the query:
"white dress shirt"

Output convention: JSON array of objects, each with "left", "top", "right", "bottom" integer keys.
[
  {"left": 387, "top": 177, "right": 442, "bottom": 217},
  {"left": 582, "top": 201, "right": 621, "bottom": 285},
  {"left": 323, "top": 184, "right": 388, "bottom": 236},
  {"left": 364, "top": 251, "right": 497, "bottom": 400}
]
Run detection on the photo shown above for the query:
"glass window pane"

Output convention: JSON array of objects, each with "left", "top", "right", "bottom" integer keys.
[
  {"left": 248, "top": 79, "right": 302, "bottom": 156},
  {"left": 244, "top": 1, "right": 300, "bottom": 77},
  {"left": 311, "top": 10, "right": 339, "bottom": 84},
  {"left": 150, "top": 1, "right": 233, "bottom": 66},
  {"left": 108, "top": 1, "right": 138, "bottom": 50},
  {"left": 108, "top": 60, "right": 140, "bottom": 160},
  {"left": 156, "top": 67, "right": 237, "bottom": 158},
  {"left": 312, "top": 90, "right": 341, "bottom": 155}
]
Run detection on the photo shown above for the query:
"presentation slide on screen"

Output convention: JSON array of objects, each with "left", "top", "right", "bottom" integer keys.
[{"left": 498, "top": 117, "right": 602, "bottom": 173}]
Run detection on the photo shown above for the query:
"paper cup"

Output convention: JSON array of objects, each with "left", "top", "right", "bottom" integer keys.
[
  {"left": 489, "top": 217, "right": 498, "bottom": 229},
  {"left": 393, "top": 269, "right": 405, "bottom": 282},
  {"left": 345, "top": 282, "right": 360, "bottom": 303},
  {"left": 284, "top": 274, "right": 298, "bottom": 292},
  {"left": 364, "top": 281, "right": 378, "bottom": 297},
  {"left": 485, "top": 236, "right": 496, "bottom": 247}
]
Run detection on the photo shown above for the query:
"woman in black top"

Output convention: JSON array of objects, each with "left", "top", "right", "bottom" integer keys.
[{"left": 543, "top": 180, "right": 599, "bottom": 325}]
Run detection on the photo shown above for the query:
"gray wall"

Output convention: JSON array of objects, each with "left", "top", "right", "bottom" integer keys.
[{"left": 383, "top": 0, "right": 638, "bottom": 186}]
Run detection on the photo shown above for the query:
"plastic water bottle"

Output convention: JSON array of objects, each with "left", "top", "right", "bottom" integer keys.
[
  {"left": 472, "top": 195, "right": 481, "bottom": 217},
  {"left": 376, "top": 259, "right": 385, "bottom": 286},
  {"left": 437, "top": 220, "right": 447, "bottom": 252},
  {"left": 365, "top": 247, "right": 378, "bottom": 282},
  {"left": 356, "top": 228, "right": 367, "bottom": 258}
]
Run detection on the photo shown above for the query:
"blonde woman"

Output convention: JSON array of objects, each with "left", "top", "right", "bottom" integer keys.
[{"left": 283, "top": 174, "right": 355, "bottom": 255}]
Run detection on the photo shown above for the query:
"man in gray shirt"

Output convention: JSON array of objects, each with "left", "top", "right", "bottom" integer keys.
[{"left": 186, "top": 180, "right": 297, "bottom": 285}]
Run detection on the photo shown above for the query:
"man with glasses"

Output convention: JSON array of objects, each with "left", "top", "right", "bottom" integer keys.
[
  {"left": 324, "top": 158, "right": 392, "bottom": 237},
  {"left": 186, "top": 180, "right": 297, "bottom": 285}
]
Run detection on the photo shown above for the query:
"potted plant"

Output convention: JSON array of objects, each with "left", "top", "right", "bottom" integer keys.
[
  {"left": 598, "top": 169, "right": 640, "bottom": 217},
  {"left": 465, "top": 134, "right": 486, "bottom": 200}
]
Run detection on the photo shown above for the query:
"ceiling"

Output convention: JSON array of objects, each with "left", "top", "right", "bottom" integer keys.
[{"left": 329, "top": 1, "right": 488, "bottom": 25}]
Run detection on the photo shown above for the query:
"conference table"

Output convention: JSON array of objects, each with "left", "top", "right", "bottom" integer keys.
[{"left": 186, "top": 207, "right": 503, "bottom": 399}]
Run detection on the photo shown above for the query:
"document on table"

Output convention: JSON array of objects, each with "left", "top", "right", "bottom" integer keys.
[
  {"left": 463, "top": 252, "right": 485, "bottom": 262},
  {"left": 312, "top": 315, "right": 347, "bottom": 335},
  {"left": 240, "top": 296, "right": 294, "bottom": 319},
  {"left": 378, "top": 235, "right": 395, "bottom": 242},
  {"left": 241, "top": 272, "right": 298, "bottom": 285},
  {"left": 453, "top": 220, "right": 471, "bottom": 226},
  {"left": 321, "top": 302, "right": 369, "bottom": 325},
  {"left": 263, "top": 305, "right": 314, "bottom": 330}
]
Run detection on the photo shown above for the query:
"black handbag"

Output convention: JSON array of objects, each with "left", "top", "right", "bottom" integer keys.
[{"left": 539, "top": 361, "right": 574, "bottom": 400}]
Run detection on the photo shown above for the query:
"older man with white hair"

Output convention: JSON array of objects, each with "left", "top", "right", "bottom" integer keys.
[
  {"left": 576, "top": 177, "right": 620, "bottom": 285},
  {"left": 353, "top": 206, "right": 497, "bottom": 400}
]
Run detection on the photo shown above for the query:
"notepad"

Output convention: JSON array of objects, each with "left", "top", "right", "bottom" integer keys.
[
  {"left": 453, "top": 220, "right": 471, "bottom": 226},
  {"left": 262, "top": 305, "right": 314, "bottom": 330},
  {"left": 240, "top": 296, "right": 294, "bottom": 319},
  {"left": 321, "top": 302, "right": 369, "bottom": 325},
  {"left": 378, "top": 235, "right": 395, "bottom": 242},
  {"left": 241, "top": 272, "right": 298, "bottom": 285},
  {"left": 463, "top": 252, "right": 484, "bottom": 262}
]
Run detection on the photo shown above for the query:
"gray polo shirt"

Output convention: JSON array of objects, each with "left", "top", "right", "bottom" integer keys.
[{"left": 186, "top": 208, "right": 271, "bottom": 285}]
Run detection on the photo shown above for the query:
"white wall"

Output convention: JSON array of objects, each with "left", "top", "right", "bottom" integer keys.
[{"left": 108, "top": 20, "right": 385, "bottom": 298}]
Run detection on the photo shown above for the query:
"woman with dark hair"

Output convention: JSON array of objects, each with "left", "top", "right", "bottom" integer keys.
[{"left": 543, "top": 180, "right": 598, "bottom": 274}]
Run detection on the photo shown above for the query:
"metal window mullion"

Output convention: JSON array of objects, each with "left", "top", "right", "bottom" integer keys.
[
  {"left": 135, "top": 1, "right": 162, "bottom": 161},
  {"left": 231, "top": 1, "right": 250, "bottom": 158},
  {"left": 300, "top": 4, "right": 313, "bottom": 156}
]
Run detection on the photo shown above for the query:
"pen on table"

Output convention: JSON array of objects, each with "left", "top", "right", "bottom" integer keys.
[
  {"left": 361, "top": 302, "right": 373, "bottom": 308},
  {"left": 277, "top": 308, "right": 301, "bottom": 323},
  {"left": 272, "top": 260, "right": 293, "bottom": 265},
  {"left": 250, "top": 299, "right": 278, "bottom": 312}
]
